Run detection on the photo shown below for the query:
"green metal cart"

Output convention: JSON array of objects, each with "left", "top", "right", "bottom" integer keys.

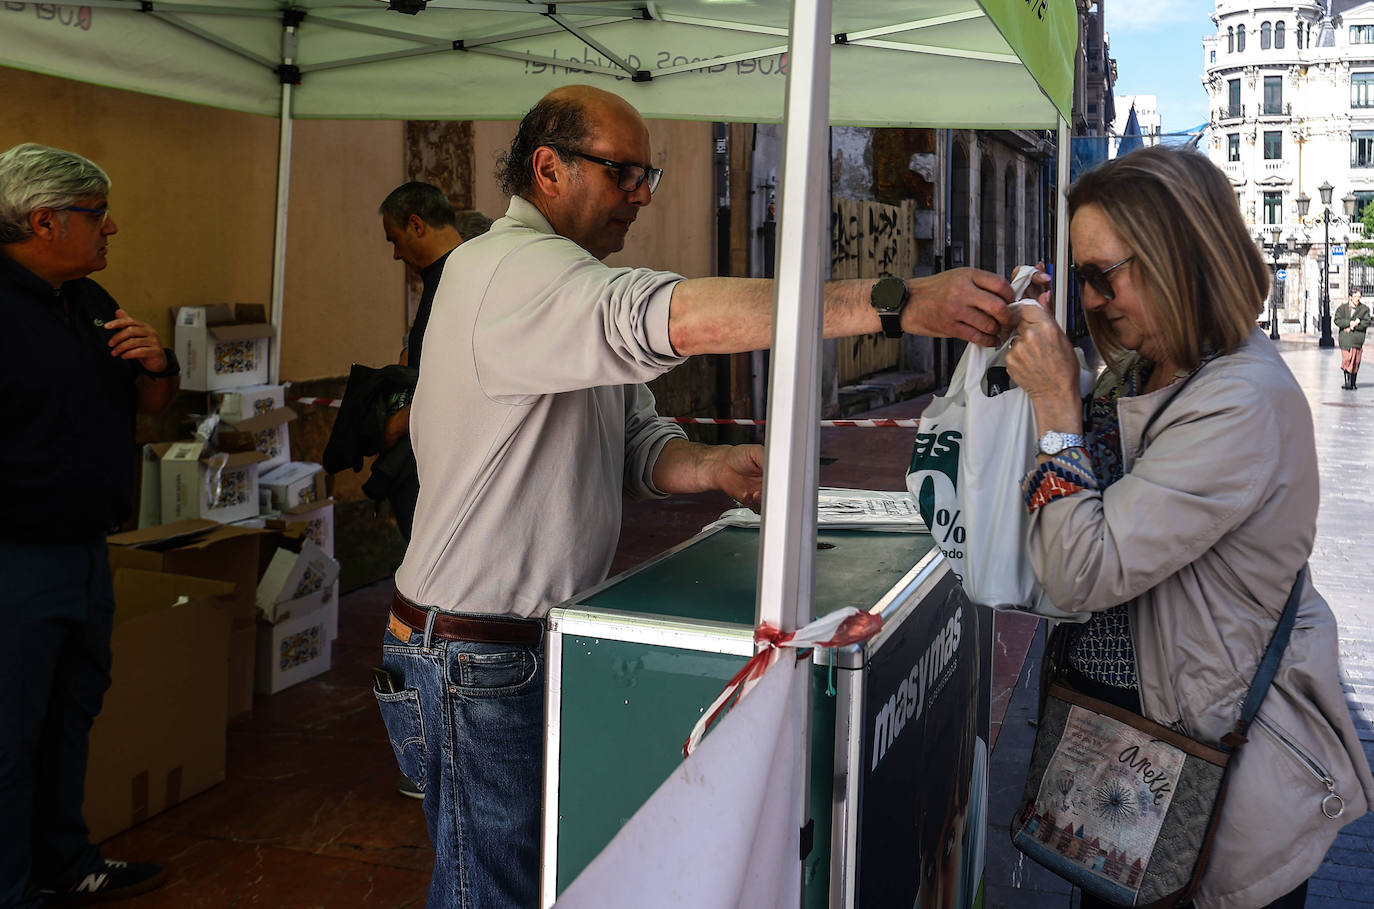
[{"left": 541, "top": 524, "right": 992, "bottom": 908}]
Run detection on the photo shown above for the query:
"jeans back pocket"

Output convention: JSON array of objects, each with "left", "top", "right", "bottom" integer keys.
[{"left": 373, "top": 684, "right": 427, "bottom": 791}]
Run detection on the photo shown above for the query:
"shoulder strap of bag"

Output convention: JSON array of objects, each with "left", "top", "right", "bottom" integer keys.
[
  {"left": 1134, "top": 353, "right": 1306, "bottom": 749},
  {"left": 1134, "top": 356, "right": 1213, "bottom": 455},
  {"left": 1223, "top": 565, "right": 1307, "bottom": 748}
]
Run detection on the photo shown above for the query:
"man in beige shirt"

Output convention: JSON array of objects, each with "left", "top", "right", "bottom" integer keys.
[{"left": 381, "top": 85, "right": 1017, "bottom": 907}]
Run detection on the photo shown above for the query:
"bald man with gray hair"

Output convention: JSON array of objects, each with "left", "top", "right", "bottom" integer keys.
[{"left": 380, "top": 83, "right": 1015, "bottom": 908}]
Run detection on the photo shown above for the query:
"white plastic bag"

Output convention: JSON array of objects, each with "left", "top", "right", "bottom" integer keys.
[{"left": 906, "top": 331, "right": 1086, "bottom": 621}]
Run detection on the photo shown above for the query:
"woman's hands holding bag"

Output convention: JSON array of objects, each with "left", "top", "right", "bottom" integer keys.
[{"left": 1005, "top": 273, "right": 1084, "bottom": 441}]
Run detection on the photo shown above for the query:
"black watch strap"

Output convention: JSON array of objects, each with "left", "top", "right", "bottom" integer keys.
[
  {"left": 878, "top": 310, "right": 902, "bottom": 339},
  {"left": 870, "top": 276, "right": 908, "bottom": 340},
  {"left": 142, "top": 347, "right": 181, "bottom": 379}
]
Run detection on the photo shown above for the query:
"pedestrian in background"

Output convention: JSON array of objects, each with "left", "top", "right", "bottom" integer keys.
[
  {"left": 1335, "top": 288, "right": 1369, "bottom": 390},
  {"left": 377, "top": 183, "right": 488, "bottom": 800}
]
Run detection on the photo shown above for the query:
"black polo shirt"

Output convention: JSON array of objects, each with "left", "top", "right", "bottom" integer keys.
[
  {"left": 1, "top": 251, "right": 141, "bottom": 543},
  {"left": 407, "top": 248, "right": 451, "bottom": 372}
]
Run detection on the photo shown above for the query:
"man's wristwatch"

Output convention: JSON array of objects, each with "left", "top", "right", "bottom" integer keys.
[
  {"left": 1037, "top": 430, "right": 1086, "bottom": 457},
  {"left": 142, "top": 347, "right": 181, "bottom": 380},
  {"left": 870, "top": 276, "right": 909, "bottom": 339}
]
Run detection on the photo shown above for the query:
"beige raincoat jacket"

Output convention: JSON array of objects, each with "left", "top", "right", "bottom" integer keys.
[{"left": 1028, "top": 329, "right": 1374, "bottom": 909}]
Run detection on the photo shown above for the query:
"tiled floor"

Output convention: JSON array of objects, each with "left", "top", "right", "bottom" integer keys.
[
  {"left": 102, "top": 580, "right": 433, "bottom": 907},
  {"left": 96, "top": 387, "right": 1049, "bottom": 907}
]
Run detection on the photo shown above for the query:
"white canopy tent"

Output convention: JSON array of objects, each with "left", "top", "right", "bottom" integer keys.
[
  {"left": 2, "top": 0, "right": 1074, "bottom": 381},
  {"left": 2, "top": 0, "right": 1075, "bottom": 614},
  {"left": 3, "top": 4, "right": 1076, "bottom": 894},
  {"left": 4, "top": 1, "right": 1072, "bottom": 125}
]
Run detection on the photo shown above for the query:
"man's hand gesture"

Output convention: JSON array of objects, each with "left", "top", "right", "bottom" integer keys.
[{"left": 104, "top": 309, "right": 168, "bottom": 372}]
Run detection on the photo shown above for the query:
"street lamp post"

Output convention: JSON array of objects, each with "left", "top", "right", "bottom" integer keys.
[
  {"left": 1298, "top": 182, "right": 1359, "bottom": 349},
  {"left": 1267, "top": 225, "right": 1285, "bottom": 340},
  {"left": 1295, "top": 236, "right": 1313, "bottom": 331}
]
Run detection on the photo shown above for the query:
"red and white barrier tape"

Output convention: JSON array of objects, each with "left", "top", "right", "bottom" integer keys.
[
  {"left": 666, "top": 417, "right": 918, "bottom": 428},
  {"left": 286, "top": 397, "right": 919, "bottom": 428},
  {"left": 682, "top": 607, "right": 883, "bottom": 757}
]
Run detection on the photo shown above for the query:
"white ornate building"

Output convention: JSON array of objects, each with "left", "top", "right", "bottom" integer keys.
[{"left": 1203, "top": 0, "right": 1374, "bottom": 332}]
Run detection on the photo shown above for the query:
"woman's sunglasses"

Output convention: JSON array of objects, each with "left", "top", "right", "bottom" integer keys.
[{"left": 1071, "top": 255, "right": 1133, "bottom": 301}]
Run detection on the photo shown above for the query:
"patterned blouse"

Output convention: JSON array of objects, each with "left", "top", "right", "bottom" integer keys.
[{"left": 1020, "top": 358, "right": 1152, "bottom": 690}]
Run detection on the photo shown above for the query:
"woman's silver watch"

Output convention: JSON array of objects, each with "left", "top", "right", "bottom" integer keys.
[{"left": 1037, "top": 430, "right": 1085, "bottom": 456}]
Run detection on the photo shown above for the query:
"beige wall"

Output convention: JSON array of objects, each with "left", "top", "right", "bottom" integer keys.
[
  {"left": 472, "top": 118, "right": 716, "bottom": 277},
  {"left": 281, "top": 119, "right": 407, "bottom": 377},
  {"left": 0, "top": 67, "right": 405, "bottom": 381},
  {"left": 2, "top": 67, "right": 717, "bottom": 384}
]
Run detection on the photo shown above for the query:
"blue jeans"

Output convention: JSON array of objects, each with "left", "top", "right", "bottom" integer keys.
[
  {"left": 374, "top": 615, "right": 545, "bottom": 909},
  {"left": 0, "top": 541, "right": 111, "bottom": 909}
]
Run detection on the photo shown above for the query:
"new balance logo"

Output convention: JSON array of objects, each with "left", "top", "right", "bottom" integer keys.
[{"left": 73, "top": 872, "right": 109, "bottom": 892}]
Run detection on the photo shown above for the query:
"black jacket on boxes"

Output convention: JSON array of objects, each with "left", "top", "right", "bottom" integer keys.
[{"left": 322, "top": 363, "right": 421, "bottom": 539}]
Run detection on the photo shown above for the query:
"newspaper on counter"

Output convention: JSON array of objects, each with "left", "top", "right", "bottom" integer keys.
[{"left": 704, "top": 487, "right": 927, "bottom": 533}]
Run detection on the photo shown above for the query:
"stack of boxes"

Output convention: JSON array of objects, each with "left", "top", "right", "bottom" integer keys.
[
  {"left": 254, "top": 539, "right": 340, "bottom": 694},
  {"left": 86, "top": 304, "right": 348, "bottom": 841},
  {"left": 141, "top": 305, "right": 276, "bottom": 528},
  {"left": 136, "top": 304, "right": 338, "bottom": 695},
  {"left": 254, "top": 458, "right": 339, "bottom": 689}
]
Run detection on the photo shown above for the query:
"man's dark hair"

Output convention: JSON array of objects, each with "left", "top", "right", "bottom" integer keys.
[
  {"left": 378, "top": 182, "right": 456, "bottom": 229},
  {"left": 494, "top": 96, "right": 593, "bottom": 198},
  {"left": 454, "top": 209, "right": 494, "bottom": 240}
]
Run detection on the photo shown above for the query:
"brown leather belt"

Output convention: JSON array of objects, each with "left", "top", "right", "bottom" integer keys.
[{"left": 390, "top": 590, "right": 542, "bottom": 647}]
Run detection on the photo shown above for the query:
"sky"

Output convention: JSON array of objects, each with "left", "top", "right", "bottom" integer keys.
[{"left": 1108, "top": 1, "right": 1217, "bottom": 137}]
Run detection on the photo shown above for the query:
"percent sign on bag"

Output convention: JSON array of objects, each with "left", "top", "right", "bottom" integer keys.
[
  {"left": 907, "top": 429, "right": 967, "bottom": 578},
  {"left": 933, "top": 507, "right": 966, "bottom": 551}
]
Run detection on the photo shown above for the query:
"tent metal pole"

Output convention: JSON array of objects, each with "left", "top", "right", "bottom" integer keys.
[
  {"left": 1053, "top": 114, "right": 1070, "bottom": 324},
  {"left": 757, "top": 1, "right": 830, "bottom": 899},
  {"left": 756, "top": 0, "right": 830, "bottom": 635},
  {"left": 268, "top": 24, "right": 297, "bottom": 386}
]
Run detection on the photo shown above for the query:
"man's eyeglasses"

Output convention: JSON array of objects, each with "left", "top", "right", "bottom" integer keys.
[
  {"left": 555, "top": 147, "right": 663, "bottom": 194},
  {"left": 64, "top": 205, "right": 109, "bottom": 228},
  {"left": 1071, "top": 255, "right": 1133, "bottom": 301}
]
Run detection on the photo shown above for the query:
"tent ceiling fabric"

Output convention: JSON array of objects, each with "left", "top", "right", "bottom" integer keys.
[{"left": 0, "top": 0, "right": 1073, "bottom": 126}]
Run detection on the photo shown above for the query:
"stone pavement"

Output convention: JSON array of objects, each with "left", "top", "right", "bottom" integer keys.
[
  {"left": 1281, "top": 333, "right": 1374, "bottom": 908},
  {"left": 983, "top": 331, "right": 1374, "bottom": 909}
]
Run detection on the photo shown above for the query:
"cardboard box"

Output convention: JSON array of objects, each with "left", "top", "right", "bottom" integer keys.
[
  {"left": 274, "top": 499, "right": 335, "bottom": 558},
  {"left": 227, "top": 625, "right": 257, "bottom": 722},
  {"left": 259, "top": 461, "right": 327, "bottom": 513},
  {"left": 255, "top": 594, "right": 333, "bottom": 694},
  {"left": 84, "top": 568, "right": 234, "bottom": 843},
  {"left": 107, "top": 519, "right": 267, "bottom": 721},
  {"left": 216, "top": 406, "right": 296, "bottom": 474},
  {"left": 256, "top": 539, "right": 340, "bottom": 622},
  {"left": 214, "top": 383, "right": 286, "bottom": 421},
  {"left": 323, "top": 580, "right": 339, "bottom": 642},
  {"left": 175, "top": 304, "right": 274, "bottom": 391},
  {"left": 158, "top": 441, "right": 268, "bottom": 525}
]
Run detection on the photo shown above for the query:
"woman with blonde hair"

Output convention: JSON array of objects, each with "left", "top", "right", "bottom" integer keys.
[
  {"left": 1006, "top": 145, "right": 1374, "bottom": 908},
  {"left": 1334, "top": 288, "right": 1369, "bottom": 389}
]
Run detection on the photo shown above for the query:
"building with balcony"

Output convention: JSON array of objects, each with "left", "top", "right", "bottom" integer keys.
[{"left": 1203, "top": 0, "right": 1374, "bottom": 329}]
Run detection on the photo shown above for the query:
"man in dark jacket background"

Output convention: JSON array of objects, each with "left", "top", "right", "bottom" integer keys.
[
  {"left": 379, "top": 183, "right": 491, "bottom": 452},
  {"left": 370, "top": 184, "right": 490, "bottom": 801},
  {"left": 0, "top": 142, "right": 179, "bottom": 907}
]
